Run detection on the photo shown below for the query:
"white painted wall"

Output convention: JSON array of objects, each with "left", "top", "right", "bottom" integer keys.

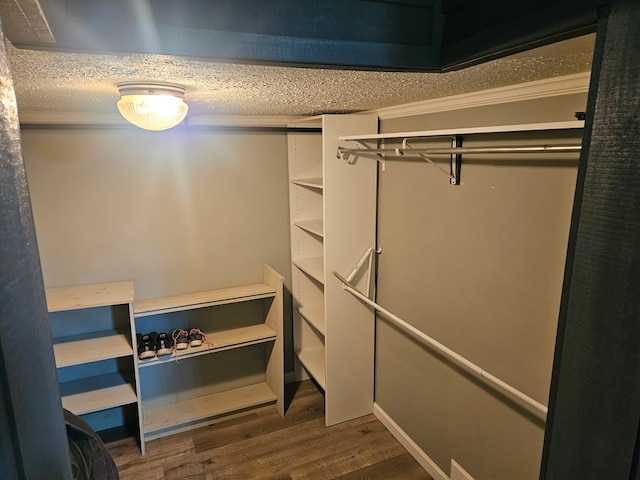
[{"left": 21, "top": 126, "right": 293, "bottom": 370}]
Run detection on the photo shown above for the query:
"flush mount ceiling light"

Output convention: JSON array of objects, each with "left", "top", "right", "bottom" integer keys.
[{"left": 116, "top": 82, "right": 188, "bottom": 131}]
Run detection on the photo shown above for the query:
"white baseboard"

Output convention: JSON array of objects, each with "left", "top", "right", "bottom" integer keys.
[
  {"left": 450, "top": 459, "right": 475, "bottom": 480},
  {"left": 374, "top": 403, "right": 449, "bottom": 480}
]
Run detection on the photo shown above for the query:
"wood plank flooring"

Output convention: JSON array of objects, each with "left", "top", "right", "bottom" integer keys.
[{"left": 106, "top": 381, "right": 433, "bottom": 479}]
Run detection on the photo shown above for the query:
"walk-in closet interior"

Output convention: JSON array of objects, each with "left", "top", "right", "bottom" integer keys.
[{"left": 2, "top": 1, "right": 640, "bottom": 479}]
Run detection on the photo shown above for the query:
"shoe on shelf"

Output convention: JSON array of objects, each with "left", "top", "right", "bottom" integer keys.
[
  {"left": 137, "top": 332, "right": 156, "bottom": 360},
  {"left": 170, "top": 328, "right": 189, "bottom": 351},
  {"left": 188, "top": 328, "right": 206, "bottom": 347},
  {"left": 155, "top": 332, "right": 174, "bottom": 356}
]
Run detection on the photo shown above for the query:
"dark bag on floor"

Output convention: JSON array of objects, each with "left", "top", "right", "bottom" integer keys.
[{"left": 64, "top": 409, "right": 119, "bottom": 480}]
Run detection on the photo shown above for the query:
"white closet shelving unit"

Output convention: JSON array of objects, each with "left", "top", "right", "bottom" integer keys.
[
  {"left": 46, "top": 281, "right": 145, "bottom": 452},
  {"left": 46, "top": 265, "right": 283, "bottom": 453},
  {"left": 133, "top": 264, "right": 284, "bottom": 442},
  {"left": 288, "top": 114, "right": 378, "bottom": 426}
]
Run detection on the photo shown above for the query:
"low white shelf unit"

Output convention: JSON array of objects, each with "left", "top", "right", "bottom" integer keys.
[
  {"left": 133, "top": 264, "right": 284, "bottom": 442},
  {"left": 46, "top": 280, "right": 145, "bottom": 452}
]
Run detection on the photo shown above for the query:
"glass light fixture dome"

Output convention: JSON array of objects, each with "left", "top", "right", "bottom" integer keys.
[{"left": 116, "top": 82, "right": 188, "bottom": 131}]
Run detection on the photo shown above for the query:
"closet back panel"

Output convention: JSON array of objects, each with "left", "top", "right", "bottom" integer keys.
[
  {"left": 21, "top": 128, "right": 291, "bottom": 302},
  {"left": 139, "top": 345, "right": 267, "bottom": 408}
]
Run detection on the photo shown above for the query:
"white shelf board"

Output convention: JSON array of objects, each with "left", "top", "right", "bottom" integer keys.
[
  {"left": 298, "top": 305, "right": 325, "bottom": 336},
  {"left": 46, "top": 281, "right": 134, "bottom": 312},
  {"left": 134, "top": 283, "right": 275, "bottom": 317},
  {"left": 293, "top": 256, "right": 325, "bottom": 285},
  {"left": 138, "top": 324, "right": 276, "bottom": 367},
  {"left": 295, "top": 219, "right": 324, "bottom": 238},
  {"left": 143, "top": 382, "right": 276, "bottom": 436},
  {"left": 60, "top": 372, "right": 137, "bottom": 415},
  {"left": 297, "top": 347, "right": 326, "bottom": 389},
  {"left": 53, "top": 331, "right": 133, "bottom": 368},
  {"left": 339, "top": 120, "right": 585, "bottom": 141},
  {"left": 291, "top": 177, "right": 323, "bottom": 190}
]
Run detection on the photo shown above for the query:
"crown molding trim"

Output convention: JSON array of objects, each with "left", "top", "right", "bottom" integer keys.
[
  {"left": 190, "top": 115, "right": 304, "bottom": 128},
  {"left": 372, "top": 72, "right": 591, "bottom": 120},
  {"left": 18, "top": 112, "right": 302, "bottom": 129}
]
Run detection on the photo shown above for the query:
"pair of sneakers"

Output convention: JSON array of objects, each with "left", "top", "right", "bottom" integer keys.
[
  {"left": 170, "top": 328, "right": 206, "bottom": 352},
  {"left": 137, "top": 331, "right": 174, "bottom": 360}
]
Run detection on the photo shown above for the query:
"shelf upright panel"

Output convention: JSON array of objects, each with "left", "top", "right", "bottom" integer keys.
[
  {"left": 288, "top": 114, "right": 378, "bottom": 427},
  {"left": 323, "top": 114, "right": 378, "bottom": 426}
]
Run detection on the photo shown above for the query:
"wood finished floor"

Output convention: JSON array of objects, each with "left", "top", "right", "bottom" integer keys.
[{"left": 106, "top": 381, "right": 433, "bottom": 480}]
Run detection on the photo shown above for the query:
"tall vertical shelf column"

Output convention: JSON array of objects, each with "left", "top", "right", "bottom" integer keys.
[
  {"left": 46, "top": 281, "right": 145, "bottom": 453},
  {"left": 288, "top": 116, "right": 326, "bottom": 389},
  {"left": 288, "top": 114, "right": 378, "bottom": 426}
]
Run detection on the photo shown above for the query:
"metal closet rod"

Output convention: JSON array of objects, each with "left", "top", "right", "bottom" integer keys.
[
  {"left": 337, "top": 144, "right": 582, "bottom": 158},
  {"left": 332, "top": 270, "right": 548, "bottom": 418}
]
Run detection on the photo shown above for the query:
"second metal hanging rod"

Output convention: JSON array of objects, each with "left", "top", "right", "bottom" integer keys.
[{"left": 337, "top": 144, "right": 582, "bottom": 159}]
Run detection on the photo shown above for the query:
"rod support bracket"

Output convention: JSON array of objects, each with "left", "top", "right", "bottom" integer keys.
[{"left": 450, "top": 136, "right": 463, "bottom": 186}]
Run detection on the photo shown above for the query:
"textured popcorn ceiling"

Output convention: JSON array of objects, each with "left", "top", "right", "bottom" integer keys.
[{"left": 7, "top": 33, "right": 594, "bottom": 121}]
